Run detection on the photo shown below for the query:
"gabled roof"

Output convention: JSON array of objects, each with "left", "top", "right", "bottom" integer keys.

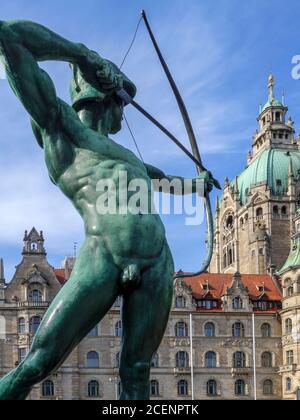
[
  {"left": 182, "top": 273, "right": 282, "bottom": 301},
  {"left": 54, "top": 269, "right": 67, "bottom": 285}
]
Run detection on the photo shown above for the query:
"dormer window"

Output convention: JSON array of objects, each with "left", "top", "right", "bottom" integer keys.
[
  {"left": 175, "top": 296, "right": 186, "bottom": 309},
  {"left": 257, "top": 285, "right": 265, "bottom": 293},
  {"left": 233, "top": 297, "right": 243, "bottom": 310},
  {"left": 202, "top": 282, "right": 209, "bottom": 291},
  {"left": 276, "top": 179, "right": 282, "bottom": 187}
]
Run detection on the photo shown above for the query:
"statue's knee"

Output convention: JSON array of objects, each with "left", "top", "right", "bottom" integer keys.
[{"left": 20, "top": 348, "right": 55, "bottom": 382}]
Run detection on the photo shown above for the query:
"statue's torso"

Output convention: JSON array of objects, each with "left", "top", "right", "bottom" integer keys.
[{"left": 38, "top": 102, "right": 167, "bottom": 266}]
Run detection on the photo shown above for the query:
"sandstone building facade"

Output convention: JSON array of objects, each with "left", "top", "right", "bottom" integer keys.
[{"left": 0, "top": 229, "right": 283, "bottom": 400}]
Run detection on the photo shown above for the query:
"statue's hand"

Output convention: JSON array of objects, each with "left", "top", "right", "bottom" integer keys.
[
  {"left": 197, "top": 170, "right": 220, "bottom": 194},
  {"left": 80, "top": 50, "right": 122, "bottom": 94}
]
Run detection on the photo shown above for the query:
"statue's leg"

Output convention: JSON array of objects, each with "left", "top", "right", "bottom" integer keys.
[
  {"left": 119, "top": 244, "right": 174, "bottom": 400},
  {"left": 0, "top": 237, "right": 121, "bottom": 400}
]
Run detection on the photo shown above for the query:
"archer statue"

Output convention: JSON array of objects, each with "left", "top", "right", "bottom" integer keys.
[{"left": 0, "top": 18, "right": 216, "bottom": 400}]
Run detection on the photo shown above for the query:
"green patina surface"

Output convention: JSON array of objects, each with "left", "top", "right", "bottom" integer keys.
[
  {"left": 0, "top": 19, "right": 213, "bottom": 401},
  {"left": 232, "top": 149, "right": 300, "bottom": 205},
  {"left": 261, "top": 97, "right": 284, "bottom": 112},
  {"left": 279, "top": 234, "right": 300, "bottom": 275}
]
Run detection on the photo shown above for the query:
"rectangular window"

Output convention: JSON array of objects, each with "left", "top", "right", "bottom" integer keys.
[
  {"left": 18, "top": 348, "right": 27, "bottom": 363},
  {"left": 287, "top": 350, "right": 294, "bottom": 365}
]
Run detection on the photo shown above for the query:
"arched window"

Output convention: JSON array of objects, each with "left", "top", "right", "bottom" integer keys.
[
  {"left": 28, "top": 289, "right": 42, "bottom": 302},
  {"left": 232, "top": 322, "right": 245, "bottom": 338},
  {"left": 115, "top": 352, "right": 120, "bottom": 368},
  {"left": 262, "top": 352, "right": 272, "bottom": 368},
  {"left": 285, "top": 318, "right": 292, "bottom": 334},
  {"left": 88, "top": 380, "right": 99, "bottom": 397},
  {"left": 150, "top": 380, "right": 159, "bottom": 397},
  {"left": 175, "top": 296, "right": 186, "bottom": 308},
  {"left": 263, "top": 379, "right": 273, "bottom": 395},
  {"left": 18, "top": 317, "right": 25, "bottom": 334},
  {"left": 233, "top": 352, "right": 246, "bottom": 368},
  {"left": 178, "top": 380, "right": 188, "bottom": 396},
  {"left": 206, "top": 380, "right": 217, "bottom": 397},
  {"left": 233, "top": 297, "right": 243, "bottom": 309},
  {"left": 235, "top": 380, "right": 245, "bottom": 396},
  {"left": 42, "top": 380, "right": 54, "bottom": 397},
  {"left": 281, "top": 206, "right": 287, "bottom": 215},
  {"left": 175, "top": 322, "right": 188, "bottom": 337},
  {"left": 176, "top": 351, "right": 189, "bottom": 368},
  {"left": 87, "top": 351, "right": 99, "bottom": 368},
  {"left": 256, "top": 207, "right": 263, "bottom": 219},
  {"left": 29, "top": 316, "right": 41, "bottom": 334},
  {"left": 205, "top": 322, "right": 215, "bottom": 337},
  {"left": 261, "top": 323, "right": 271, "bottom": 338},
  {"left": 287, "top": 286, "right": 294, "bottom": 297},
  {"left": 239, "top": 218, "right": 244, "bottom": 228},
  {"left": 88, "top": 326, "right": 98, "bottom": 337},
  {"left": 273, "top": 205, "right": 279, "bottom": 214},
  {"left": 151, "top": 353, "right": 159, "bottom": 368},
  {"left": 205, "top": 351, "right": 217, "bottom": 368},
  {"left": 115, "top": 321, "right": 122, "bottom": 337},
  {"left": 286, "top": 377, "right": 292, "bottom": 391}
]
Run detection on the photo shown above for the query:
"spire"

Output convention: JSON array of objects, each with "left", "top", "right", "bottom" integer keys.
[
  {"left": 216, "top": 195, "right": 220, "bottom": 212},
  {"left": 224, "top": 176, "right": 230, "bottom": 189},
  {"left": 0, "top": 258, "right": 5, "bottom": 283},
  {"left": 282, "top": 88, "right": 285, "bottom": 106},
  {"left": 268, "top": 74, "right": 274, "bottom": 101}
]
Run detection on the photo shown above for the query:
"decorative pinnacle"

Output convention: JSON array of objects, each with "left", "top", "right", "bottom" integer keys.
[
  {"left": 0, "top": 258, "right": 5, "bottom": 282},
  {"left": 268, "top": 74, "right": 274, "bottom": 100}
]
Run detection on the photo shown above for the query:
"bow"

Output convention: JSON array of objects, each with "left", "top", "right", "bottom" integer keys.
[{"left": 117, "top": 10, "right": 221, "bottom": 278}]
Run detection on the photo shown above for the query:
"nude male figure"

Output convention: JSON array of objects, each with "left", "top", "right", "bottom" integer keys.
[{"left": 0, "top": 20, "right": 213, "bottom": 400}]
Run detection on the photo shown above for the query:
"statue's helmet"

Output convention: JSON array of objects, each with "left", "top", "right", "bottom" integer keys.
[{"left": 70, "top": 60, "right": 136, "bottom": 111}]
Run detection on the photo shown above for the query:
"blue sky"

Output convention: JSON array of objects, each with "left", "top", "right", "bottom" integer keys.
[{"left": 1, "top": 0, "right": 300, "bottom": 280}]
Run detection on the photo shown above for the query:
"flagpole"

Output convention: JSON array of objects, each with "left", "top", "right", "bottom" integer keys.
[
  {"left": 190, "top": 313, "right": 194, "bottom": 400},
  {"left": 252, "top": 313, "right": 257, "bottom": 400}
]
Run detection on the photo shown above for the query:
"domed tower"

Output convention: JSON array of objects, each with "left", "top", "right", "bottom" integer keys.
[{"left": 210, "top": 75, "right": 300, "bottom": 274}]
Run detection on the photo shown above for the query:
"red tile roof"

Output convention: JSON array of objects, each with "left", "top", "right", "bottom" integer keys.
[
  {"left": 182, "top": 273, "right": 282, "bottom": 301},
  {"left": 54, "top": 269, "right": 66, "bottom": 285}
]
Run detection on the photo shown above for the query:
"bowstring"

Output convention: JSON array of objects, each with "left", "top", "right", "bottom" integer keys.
[
  {"left": 119, "top": 16, "right": 143, "bottom": 70},
  {"left": 119, "top": 16, "right": 145, "bottom": 164},
  {"left": 124, "top": 113, "right": 145, "bottom": 165}
]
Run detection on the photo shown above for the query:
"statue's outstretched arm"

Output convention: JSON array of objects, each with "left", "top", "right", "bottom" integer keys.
[{"left": 145, "top": 163, "right": 213, "bottom": 195}]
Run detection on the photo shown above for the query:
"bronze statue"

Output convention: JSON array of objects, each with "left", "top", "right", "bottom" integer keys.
[{"left": 0, "top": 17, "right": 216, "bottom": 400}]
